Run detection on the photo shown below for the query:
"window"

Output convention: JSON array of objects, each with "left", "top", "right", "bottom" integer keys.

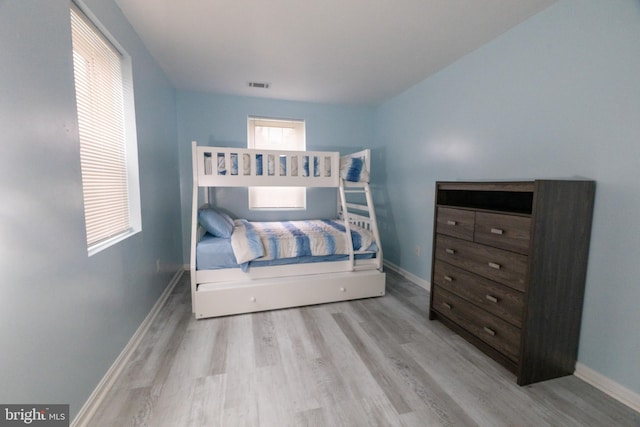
[
  {"left": 247, "top": 117, "right": 306, "bottom": 210},
  {"left": 70, "top": 3, "right": 141, "bottom": 254}
]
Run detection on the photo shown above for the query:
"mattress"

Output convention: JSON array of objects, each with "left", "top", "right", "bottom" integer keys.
[{"left": 196, "top": 232, "right": 376, "bottom": 270}]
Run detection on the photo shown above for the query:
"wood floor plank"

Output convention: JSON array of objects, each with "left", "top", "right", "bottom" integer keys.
[
  {"left": 356, "top": 296, "right": 552, "bottom": 426},
  {"left": 303, "top": 305, "right": 387, "bottom": 402},
  {"left": 347, "top": 310, "right": 479, "bottom": 426},
  {"left": 553, "top": 376, "right": 640, "bottom": 426},
  {"left": 399, "top": 408, "right": 450, "bottom": 427},
  {"left": 252, "top": 311, "right": 282, "bottom": 368},
  {"left": 222, "top": 400, "right": 259, "bottom": 427},
  {"left": 526, "top": 376, "right": 640, "bottom": 427},
  {"left": 208, "top": 317, "right": 230, "bottom": 376},
  {"left": 222, "top": 367, "right": 256, "bottom": 412},
  {"left": 84, "top": 272, "right": 640, "bottom": 426},
  {"left": 115, "top": 297, "right": 192, "bottom": 390},
  {"left": 402, "top": 341, "right": 554, "bottom": 427},
  {"left": 322, "top": 397, "right": 388, "bottom": 427},
  {"left": 292, "top": 407, "right": 329, "bottom": 427},
  {"left": 358, "top": 394, "right": 408, "bottom": 426},
  {"left": 223, "top": 314, "right": 256, "bottom": 374},
  {"left": 89, "top": 385, "right": 145, "bottom": 427},
  {"left": 271, "top": 308, "right": 322, "bottom": 361},
  {"left": 190, "top": 374, "right": 227, "bottom": 427},
  {"left": 254, "top": 364, "right": 293, "bottom": 426},
  {"left": 331, "top": 311, "right": 414, "bottom": 416}
]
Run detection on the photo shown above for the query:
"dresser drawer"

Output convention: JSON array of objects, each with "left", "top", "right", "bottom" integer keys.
[
  {"left": 475, "top": 212, "right": 531, "bottom": 254},
  {"left": 435, "top": 234, "right": 528, "bottom": 291},
  {"left": 433, "top": 287, "right": 521, "bottom": 362},
  {"left": 436, "top": 207, "right": 475, "bottom": 241},
  {"left": 433, "top": 260, "right": 524, "bottom": 327}
]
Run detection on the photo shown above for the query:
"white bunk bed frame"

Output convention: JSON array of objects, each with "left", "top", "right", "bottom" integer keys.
[{"left": 190, "top": 142, "right": 386, "bottom": 319}]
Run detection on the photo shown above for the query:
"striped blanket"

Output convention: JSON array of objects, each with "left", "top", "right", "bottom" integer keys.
[{"left": 230, "top": 219, "right": 375, "bottom": 267}]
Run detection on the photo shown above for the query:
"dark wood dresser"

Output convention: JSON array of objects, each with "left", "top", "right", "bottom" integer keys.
[{"left": 429, "top": 180, "right": 595, "bottom": 385}]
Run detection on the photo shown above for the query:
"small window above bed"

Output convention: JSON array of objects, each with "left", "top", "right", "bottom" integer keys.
[{"left": 247, "top": 117, "right": 306, "bottom": 210}]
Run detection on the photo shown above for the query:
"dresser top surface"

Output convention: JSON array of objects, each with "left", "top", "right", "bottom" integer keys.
[{"left": 436, "top": 179, "right": 595, "bottom": 193}]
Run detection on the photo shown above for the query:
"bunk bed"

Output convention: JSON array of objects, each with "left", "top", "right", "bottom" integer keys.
[{"left": 190, "top": 142, "right": 386, "bottom": 319}]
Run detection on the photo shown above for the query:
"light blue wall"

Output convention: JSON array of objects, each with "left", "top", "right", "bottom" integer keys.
[
  {"left": 0, "top": 0, "right": 182, "bottom": 418},
  {"left": 176, "top": 91, "right": 376, "bottom": 264},
  {"left": 376, "top": 0, "right": 640, "bottom": 393}
]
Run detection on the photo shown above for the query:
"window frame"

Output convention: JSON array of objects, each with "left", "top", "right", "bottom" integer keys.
[
  {"left": 247, "top": 116, "right": 306, "bottom": 210},
  {"left": 70, "top": 1, "right": 141, "bottom": 255}
]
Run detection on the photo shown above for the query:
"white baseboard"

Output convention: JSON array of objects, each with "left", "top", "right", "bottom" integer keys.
[
  {"left": 574, "top": 362, "right": 640, "bottom": 413},
  {"left": 71, "top": 269, "right": 184, "bottom": 427},
  {"left": 384, "top": 260, "right": 430, "bottom": 291}
]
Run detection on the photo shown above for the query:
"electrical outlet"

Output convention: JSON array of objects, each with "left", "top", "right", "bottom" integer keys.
[{"left": 414, "top": 245, "right": 421, "bottom": 257}]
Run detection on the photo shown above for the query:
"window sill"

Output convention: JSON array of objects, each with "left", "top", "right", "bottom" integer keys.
[{"left": 88, "top": 228, "right": 140, "bottom": 256}]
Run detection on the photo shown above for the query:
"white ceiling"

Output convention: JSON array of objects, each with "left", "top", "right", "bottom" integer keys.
[{"left": 114, "top": 0, "right": 555, "bottom": 106}]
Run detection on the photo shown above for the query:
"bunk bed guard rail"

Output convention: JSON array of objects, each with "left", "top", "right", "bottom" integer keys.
[{"left": 195, "top": 144, "right": 341, "bottom": 188}]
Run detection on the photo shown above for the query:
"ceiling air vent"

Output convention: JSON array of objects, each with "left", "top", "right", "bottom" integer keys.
[{"left": 248, "top": 82, "right": 270, "bottom": 89}]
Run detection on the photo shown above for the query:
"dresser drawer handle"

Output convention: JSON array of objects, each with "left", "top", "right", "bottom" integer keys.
[
  {"left": 443, "top": 275, "right": 453, "bottom": 282},
  {"left": 485, "top": 294, "right": 498, "bottom": 303},
  {"left": 442, "top": 302, "right": 452, "bottom": 309},
  {"left": 483, "top": 327, "right": 496, "bottom": 336},
  {"left": 447, "top": 220, "right": 457, "bottom": 226},
  {"left": 490, "top": 228, "right": 504, "bottom": 235},
  {"left": 445, "top": 248, "right": 456, "bottom": 255},
  {"left": 488, "top": 262, "right": 501, "bottom": 270}
]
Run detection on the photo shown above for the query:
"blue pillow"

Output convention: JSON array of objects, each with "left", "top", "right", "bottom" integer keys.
[
  {"left": 340, "top": 156, "right": 370, "bottom": 182},
  {"left": 198, "top": 207, "right": 234, "bottom": 237}
]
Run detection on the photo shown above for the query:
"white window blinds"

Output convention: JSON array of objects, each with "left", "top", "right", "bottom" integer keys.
[{"left": 71, "top": 4, "right": 132, "bottom": 249}]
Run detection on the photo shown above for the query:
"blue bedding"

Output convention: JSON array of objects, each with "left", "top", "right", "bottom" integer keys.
[
  {"left": 196, "top": 233, "right": 238, "bottom": 270},
  {"left": 230, "top": 219, "right": 375, "bottom": 265},
  {"left": 197, "top": 222, "right": 377, "bottom": 271}
]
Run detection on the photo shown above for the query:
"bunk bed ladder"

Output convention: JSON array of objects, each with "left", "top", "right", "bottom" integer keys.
[
  {"left": 338, "top": 178, "right": 355, "bottom": 270},
  {"left": 339, "top": 180, "right": 384, "bottom": 271},
  {"left": 363, "top": 182, "right": 383, "bottom": 271}
]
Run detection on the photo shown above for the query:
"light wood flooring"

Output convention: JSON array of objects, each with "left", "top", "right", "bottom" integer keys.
[{"left": 88, "top": 270, "right": 640, "bottom": 426}]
